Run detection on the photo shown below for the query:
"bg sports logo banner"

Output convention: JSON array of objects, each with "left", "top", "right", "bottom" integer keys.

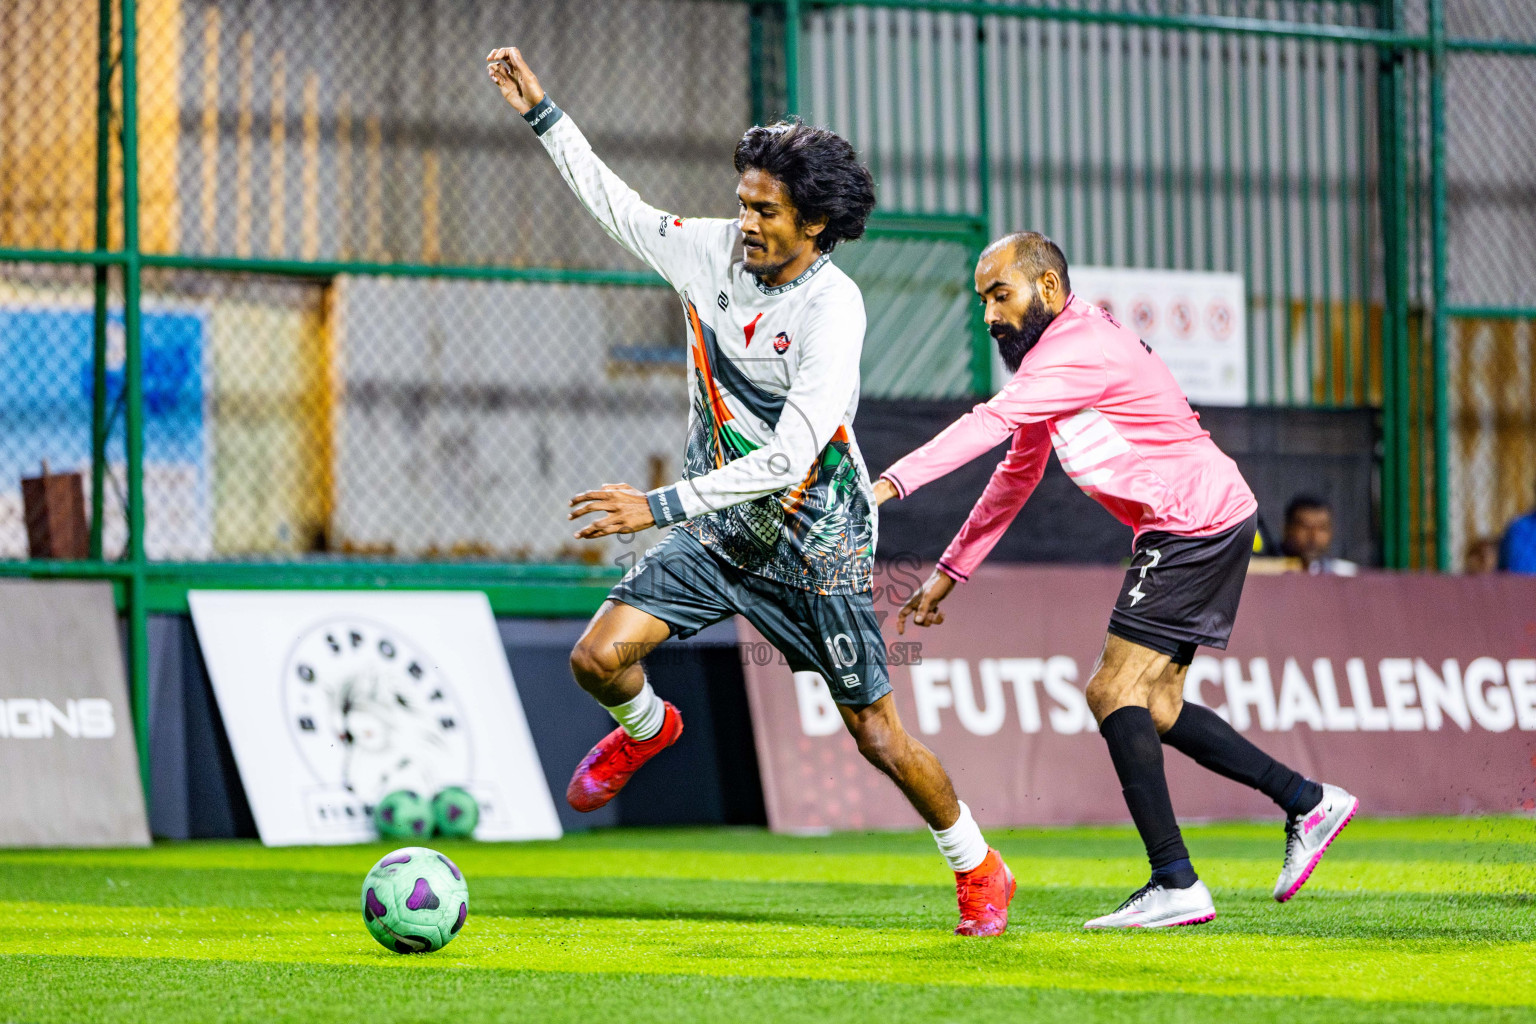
[
  {"left": 190, "top": 591, "right": 562, "bottom": 846},
  {"left": 741, "top": 567, "right": 1536, "bottom": 831}
]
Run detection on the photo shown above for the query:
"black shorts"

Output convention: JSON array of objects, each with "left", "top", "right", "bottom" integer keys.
[{"left": 1107, "top": 513, "right": 1257, "bottom": 666}]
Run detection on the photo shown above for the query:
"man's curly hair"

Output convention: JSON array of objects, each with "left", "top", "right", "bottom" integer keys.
[{"left": 734, "top": 120, "right": 877, "bottom": 252}]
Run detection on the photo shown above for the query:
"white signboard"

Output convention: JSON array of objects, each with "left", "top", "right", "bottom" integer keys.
[
  {"left": 1071, "top": 267, "right": 1248, "bottom": 406},
  {"left": 189, "top": 590, "right": 562, "bottom": 846}
]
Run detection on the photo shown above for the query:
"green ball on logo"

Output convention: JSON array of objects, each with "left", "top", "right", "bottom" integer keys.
[
  {"left": 432, "top": 786, "right": 480, "bottom": 839},
  {"left": 373, "top": 789, "right": 433, "bottom": 841}
]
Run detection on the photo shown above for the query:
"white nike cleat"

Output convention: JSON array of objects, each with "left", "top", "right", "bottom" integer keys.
[
  {"left": 1274, "top": 782, "right": 1358, "bottom": 902},
  {"left": 1083, "top": 879, "right": 1216, "bottom": 929}
]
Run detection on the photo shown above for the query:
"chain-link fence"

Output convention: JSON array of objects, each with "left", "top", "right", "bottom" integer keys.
[
  {"left": 146, "top": 0, "right": 748, "bottom": 268},
  {"left": 1438, "top": 2, "right": 1536, "bottom": 570},
  {"left": 4, "top": 0, "right": 754, "bottom": 568},
  {"left": 0, "top": 263, "right": 127, "bottom": 559},
  {"left": 2, "top": 0, "right": 1535, "bottom": 578}
]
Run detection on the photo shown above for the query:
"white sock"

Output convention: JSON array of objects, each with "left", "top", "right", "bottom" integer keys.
[
  {"left": 603, "top": 680, "right": 665, "bottom": 741},
  {"left": 931, "top": 801, "right": 990, "bottom": 873}
]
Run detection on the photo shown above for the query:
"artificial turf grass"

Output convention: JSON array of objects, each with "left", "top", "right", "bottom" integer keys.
[
  {"left": 8, "top": 813, "right": 1534, "bottom": 868},
  {"left": 2, "top": 817, "right": 1533, "bottom": 1023},
  {"left": 2, "top": 867, "right": 1533, "bottom": 941},
  {"left": 7, "top": 899, "right": 1535, "bottom": 1006},
  {"left": 9, "top": 956, "right": 1536, "bottom": 1024}
]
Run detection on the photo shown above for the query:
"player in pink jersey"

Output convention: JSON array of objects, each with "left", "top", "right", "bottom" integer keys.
[{"left": 875, "top": 232, "right": 1358, "bottom": 929}]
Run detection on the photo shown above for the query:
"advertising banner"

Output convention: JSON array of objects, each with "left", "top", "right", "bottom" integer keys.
[
  {"left": 1070, "top": 267, "right": 1247, "bottom": 406},
  {"left": 0, "top": 580, "right": 151, "bottom": 846},
  {"left": 0, "top": 303, "right": 212, "bottom": 559},
  {"left": 189, "top": 591, "right": 562, "bottom": 846},
  {"left": 743, "top": 566, "right": 1536, "bottom": 831}
]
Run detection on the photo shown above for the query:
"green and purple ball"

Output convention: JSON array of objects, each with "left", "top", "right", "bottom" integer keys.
[
  {"left": 431, "top": 786, "right": 480, "bottom": 839},
  {"left": 360, "top": 846, "right": 469, "bottom": 954},
  {"left": 373, "top": 789, "right": 433, "bottom": 841}
]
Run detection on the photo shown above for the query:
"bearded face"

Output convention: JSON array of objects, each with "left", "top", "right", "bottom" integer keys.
[{"left": 990, "top": 285, "right": 1061, "bottom": 372}]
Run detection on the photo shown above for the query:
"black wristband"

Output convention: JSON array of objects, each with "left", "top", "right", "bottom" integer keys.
[
  {"left": 522, "top": 95, "right": 564, "bottom": 137},
  {"left": 646, "top": 486, "right": 688, "bottom": 529},
  {"left": 936, "top": 560, "right": 969, "bottom": 583}
]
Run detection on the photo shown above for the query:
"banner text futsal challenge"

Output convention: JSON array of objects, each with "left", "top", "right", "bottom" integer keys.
[{"left": 795, "top": 655, "right": 1536, "bottom": 737}]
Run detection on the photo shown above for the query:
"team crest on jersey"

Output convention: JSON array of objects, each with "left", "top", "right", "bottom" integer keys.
[{"left": 772, "top": 331, "right": 791, "bottom": 354}]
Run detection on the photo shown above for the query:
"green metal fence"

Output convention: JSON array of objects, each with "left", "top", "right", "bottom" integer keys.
[
  {"left": 774, "top": 0, "right": 1536, "bottom": 576},
  {"left": 2, "top": 0, "right": 1534, "bottom": 788}
]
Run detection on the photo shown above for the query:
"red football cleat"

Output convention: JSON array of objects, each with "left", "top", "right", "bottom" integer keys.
[
  {"left": 954, "top": 847, "right": 1016, "bottom": 937},
  {"left": 565, "top": 702, "right": 684, "bottom": 812}
]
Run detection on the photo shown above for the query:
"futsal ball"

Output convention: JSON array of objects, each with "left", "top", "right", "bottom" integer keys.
[
  {"left": 373, "top": 789, "right": 433, "bottom": 841},
  {"left": 361, "top": 847, "right": 469, "bottom": 954},
  {"left": 432, "top": 786, "right": 480, "bottom": 839}
]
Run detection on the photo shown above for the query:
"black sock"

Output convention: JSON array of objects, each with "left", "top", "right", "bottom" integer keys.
[
  {"left": 1100, "top": 706, "right": 1197, "bottom": 888},
  {"left": 1161, "top": 703, "right": 1323, "bottom": 816}
]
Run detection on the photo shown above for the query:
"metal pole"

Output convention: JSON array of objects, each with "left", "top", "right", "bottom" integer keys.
[
  {"left": 121, "top": 0, "right": 151, "bottom": 797},
  {"left": 1378, "top": 0, "right": 1412, "bottom": 569},
  {"left": 749, "top": 3, "right": 767, "bottom": 125},
  {"left": 1375, "top": 24, "right": 1393, "bottom": 560},
  {"left": 90, "top": 0, "right": 114, "bottom": 559},
  {"left": 1391, "top": 29, "right": 1412, "bottom": 571},
  {"left": 971, "top": 17, "right": 993, "bottom": 395},
  {"left": 1428, "top": 0, "right": 1450, "bottom": 571},
  {"left": 784, "top": 0, "right": 802, "bottom": 116}
]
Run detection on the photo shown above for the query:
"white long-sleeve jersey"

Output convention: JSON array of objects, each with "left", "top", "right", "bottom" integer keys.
[{"left": 527, "top": 98, "right": 876, "bottom": 594}]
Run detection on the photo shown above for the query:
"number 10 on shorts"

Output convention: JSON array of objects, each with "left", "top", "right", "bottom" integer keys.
[
  {"left": 824, "top": 633, "right": 864, "bottom": 693},
  {"left": 824, "top": 632, "right": 858, "bottom": 668}
]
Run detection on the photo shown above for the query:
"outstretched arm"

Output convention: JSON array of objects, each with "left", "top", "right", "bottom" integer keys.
[
  {"left": 487, "top": 46, "right": 733, "bottom": 290},
  {"left": 885, "top": 424, "right": 1050, "bottom": 633},
  {"left": 878, "top": 344, "right": 1106, "bottom": 499},
  {"left": 933, "top": 422, "right": 1051, "bottom": 582}
]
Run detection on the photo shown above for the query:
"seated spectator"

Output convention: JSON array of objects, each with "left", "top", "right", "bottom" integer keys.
[
  {"left": 1280, "top": 495, "right": 1358, "bottom": 576},
  {"left": 1464, "top": 537, "right": 1500, "bottom": 575},
  {"left": 1501, "top": 497, "right": 1536, "bottom": 574}
]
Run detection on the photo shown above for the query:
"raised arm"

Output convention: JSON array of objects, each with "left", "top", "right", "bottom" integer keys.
[{"left": 487, "top": 46, "right": 733, "bottom": 290}]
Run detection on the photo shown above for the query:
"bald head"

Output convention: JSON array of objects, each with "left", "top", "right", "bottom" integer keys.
[
  {"left": 974, "top": 231, "right": 1074, "bottom": 372},
  {"left": 982, "top": 231, "right": 1072, "bottom": 296}
]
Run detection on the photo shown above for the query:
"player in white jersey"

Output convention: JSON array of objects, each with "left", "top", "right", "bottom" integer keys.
[{"left": 488, "top": 47, "right": 1015, "bottom": 935}]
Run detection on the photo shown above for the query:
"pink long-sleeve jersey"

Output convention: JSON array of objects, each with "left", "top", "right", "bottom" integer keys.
[{"left": 880, "top": 294, "right": 1257, "bottom": 581}]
